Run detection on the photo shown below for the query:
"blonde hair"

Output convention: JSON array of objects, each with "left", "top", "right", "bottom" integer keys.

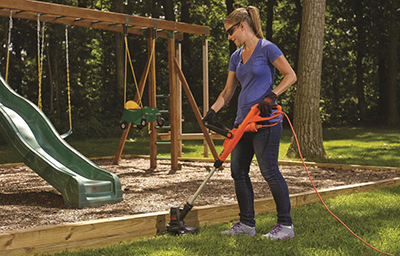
[{"left": 224, "top": 6, "right": 264, "bottom": 39}]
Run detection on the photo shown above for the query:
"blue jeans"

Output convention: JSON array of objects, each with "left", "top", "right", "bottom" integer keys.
[{"left": 230, "top": 123, "right": 292, "bottom": 227}]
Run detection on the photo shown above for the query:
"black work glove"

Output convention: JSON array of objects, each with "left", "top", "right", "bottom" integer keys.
[
  {"left": 257, "top": 91, "right": 277, "bottom": 116},
  {"left": 202, "top": 109, "right": 216, "bottom": 125}
]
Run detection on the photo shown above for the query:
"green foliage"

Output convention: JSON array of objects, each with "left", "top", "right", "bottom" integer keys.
[{"left": 0, "top": 0, "right": 399, "bottom": 140}]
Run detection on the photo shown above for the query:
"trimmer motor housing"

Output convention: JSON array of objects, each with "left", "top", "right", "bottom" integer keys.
[{"left": 166, "top": 203, "right": 198, "bottom": 235}]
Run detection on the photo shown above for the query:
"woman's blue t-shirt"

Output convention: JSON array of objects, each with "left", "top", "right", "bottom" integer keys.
[{"left": 229, "top": 38, "right": 283, "bottom": 126}]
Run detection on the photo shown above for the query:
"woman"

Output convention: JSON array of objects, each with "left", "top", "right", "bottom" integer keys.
[{"left": 203, "top": 6, "right": 297, "bottom": 240}]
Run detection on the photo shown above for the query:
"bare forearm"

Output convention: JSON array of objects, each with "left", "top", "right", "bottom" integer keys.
[
  {"left": 272, "top": 72, "right": 297, "bottom": 96},
  {"left": 211, "top": 89, "right": 234, "bottom": 112},
  {"left": 271, "top": 55, "right": 297, "bottom": 96}
]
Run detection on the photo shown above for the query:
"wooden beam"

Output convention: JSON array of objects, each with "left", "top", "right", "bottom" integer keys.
[
  {"left": 0, "top": 8, "right": 172, "bottom": 38},
  {"left": 1, "top": 178, "right": 398, "bottom": 256},
  {"left": 173, "top": 58, "right": 220, "bottom": 160},
  {"left": 148, "top": 30, "right": 157, "bottom": 169},
  {"left": 168, "top": 33, "right": 179, "bottom": 170},
  {"left": 112, "top": 123, "right": 131, "bottom": 165},
  {"left": 0, "top": 0, "right": 209, "bottom": 35}
]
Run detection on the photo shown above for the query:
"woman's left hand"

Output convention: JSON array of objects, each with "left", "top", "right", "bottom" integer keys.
[{"left": 257, "top": 91, "right": 277, "bottom": 116}]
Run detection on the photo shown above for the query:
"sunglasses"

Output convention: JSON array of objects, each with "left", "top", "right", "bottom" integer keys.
[{"left": 227, "top": 22, "right": 241, "bottom": 36}]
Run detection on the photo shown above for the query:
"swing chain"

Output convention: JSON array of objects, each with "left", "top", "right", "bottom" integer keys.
[
  {"left": 65, "top": 25, "right": 72, "bottom": 131},
  {"left": 37, "top": 14, "right": 46, "bottom": 110},
  {"left": 5, "top": 10, "right": 13, "bottom": 83}
]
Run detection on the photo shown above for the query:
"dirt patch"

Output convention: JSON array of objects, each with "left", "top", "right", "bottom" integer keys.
[{"left": 0, "top": 158, "right": 399, "bottom": 232}]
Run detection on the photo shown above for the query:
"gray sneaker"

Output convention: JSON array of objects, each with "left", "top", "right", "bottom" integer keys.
[
  {"left": 221, "top": 222, "right": 256, "bottom": 236},
  {"left": 262, "top": 224, "right": 294, "bottom": 240}
]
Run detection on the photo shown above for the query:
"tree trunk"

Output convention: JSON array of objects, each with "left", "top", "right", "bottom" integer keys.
[
  {"left": 386, "top": 0, "right": 399, "bottom": 125},
  {"left": 152, "top": 0, "right": 160, "bottom": 19},
  {"left": 163, "top": 0, "right": 175, "bottom": 21},
  {"left": 46, "top": 44, "right": 54, "bottom": 114},
  {"left": 287, "top": 0, "right": 326, "bottom": 158},
  {"left": 225, "top": 0, "right": 239, "bottom": 118},
  {"left": 265, "top": 0, "right": 276, "bottom": 41},
  {"left": 377, "top": 8, "right": 387, "bottom": 121},
  {"left": 294, "top": 0, "right": 302, "bottom": 73},
  {"left": 53, "top": 46, "right": 60, "bottom": 126},
  {"left": 354, "top": 0, "right": 367, "bottom": 123},
  {"left": 225, "top": 0, "right": 236, "bottom": 55},
  {"left": 113, "top": 1, "right": 125, "bottom": 107}
]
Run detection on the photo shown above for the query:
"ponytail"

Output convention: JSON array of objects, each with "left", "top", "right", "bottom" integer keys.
[
  {"left": 246, "top": 6, "right": 264, "bottom": 39},
  {"left": 225, "top": 6, "right": 264, "bottom": 39}
]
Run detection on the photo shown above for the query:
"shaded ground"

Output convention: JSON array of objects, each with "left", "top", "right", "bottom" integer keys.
[{"left": 0, "top": 158, "right": 398, "bottom": 232}]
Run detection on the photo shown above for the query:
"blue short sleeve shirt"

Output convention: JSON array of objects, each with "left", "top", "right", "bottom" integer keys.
[{"left": 229, "top": 38, "right": 283, "bottom": 125}]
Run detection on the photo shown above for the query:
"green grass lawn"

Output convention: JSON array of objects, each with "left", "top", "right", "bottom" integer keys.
[
  {"left": 1, "top": 127, "right": 399, "bottom": 167},
  {"left": 47, "top": 186, "right": 400, "bottom": 256}
]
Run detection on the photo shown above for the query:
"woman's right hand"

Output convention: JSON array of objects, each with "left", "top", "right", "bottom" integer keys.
[{"left": 202, "top": 109, "right": 216, "bottom": 125}]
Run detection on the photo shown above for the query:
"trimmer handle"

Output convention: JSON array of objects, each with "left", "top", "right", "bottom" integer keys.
[{"left": 203, "top": 121, "right": 233, "bottom": 138}]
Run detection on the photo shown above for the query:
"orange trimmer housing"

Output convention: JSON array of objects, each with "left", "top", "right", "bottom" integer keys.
[{"left": 217, "top": 104, "right": 283, "bottom": 163}]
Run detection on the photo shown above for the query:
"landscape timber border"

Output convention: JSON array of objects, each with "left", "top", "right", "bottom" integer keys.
[
  {"left": 0, "top": 177, "right": 399, "bottom": 256},
  {"left": 3, "top": 155, "right": 400, "bottom": 172}
]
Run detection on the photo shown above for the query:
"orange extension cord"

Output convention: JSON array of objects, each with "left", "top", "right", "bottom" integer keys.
[{"left": 282, "top": 111, "right": 393, "bottom": 256}]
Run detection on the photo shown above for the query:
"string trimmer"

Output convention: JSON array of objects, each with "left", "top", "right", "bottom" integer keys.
[{"left": 166, "top": 104, "right": 283, "bottom": 235}]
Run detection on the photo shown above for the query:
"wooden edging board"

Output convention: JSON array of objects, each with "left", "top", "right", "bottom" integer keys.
[
  {"left": 3, "top": 155, "right": 400, "bottom": 172},
  {"left": 0, "top": 177, "right": 399, "bottom": 256}
]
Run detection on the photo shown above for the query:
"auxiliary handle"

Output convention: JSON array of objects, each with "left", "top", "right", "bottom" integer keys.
[{"left": 203, "top": 121, "right": 233, "bottom": 138}]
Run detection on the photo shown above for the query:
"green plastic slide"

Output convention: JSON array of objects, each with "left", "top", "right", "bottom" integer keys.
[{"left": 0, "top": 74, "right": 123, "bottom": 208}]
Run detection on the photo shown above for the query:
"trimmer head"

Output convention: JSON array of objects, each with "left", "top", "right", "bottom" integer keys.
[{"left": 166, "top": 204, "right": 199, "bottom": 235}]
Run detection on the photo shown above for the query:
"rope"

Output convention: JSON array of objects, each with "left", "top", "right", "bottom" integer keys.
[
  {"left": 124, "top": 36, "right": 142, "bottom": 108},
  {"left": 37, "top": 14, "right": 45, "bottom": 110},
  {"left": 65, "top": 25, "right": 72, "bottom": 130},
  {"left": 123, "top": 35, "right": 156, "bottom": 109},
  {"left": 5, "top": 10, "right": 13, "bottom": 83},
  {"left": 124, "top": 35, "right": 128, "bottom": 108}
]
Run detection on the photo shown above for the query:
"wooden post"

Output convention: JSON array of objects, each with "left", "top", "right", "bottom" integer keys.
[
  {"left": 148, "top": 29, "right": 157, "bottom": 169},
  {"left": 168, "top": 32, "right": 179, "bottom": 170},
  {"left": 173, "top": 58, "right": 219, "bottom": 160},
  {"left": 113, "top": 123, "right": 131, "bottom": 165},
  {"left": 202, "top": 35, "right": 209, "bottom": 157},
  {"left": 176, "top": 36, "right": 183, "bottom": 157}
]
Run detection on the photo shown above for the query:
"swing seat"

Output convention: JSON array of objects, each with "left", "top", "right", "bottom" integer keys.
[{"left": 120, "top": 101, "right": 164, "bottom": 130}]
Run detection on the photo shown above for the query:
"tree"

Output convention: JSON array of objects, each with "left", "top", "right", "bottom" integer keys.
[
  {"left": 163, "top": 0, "right": 175, "bottom": 21},
  {"left": 225, "top": 0, "right": 236, "bottom": 55},
  {"left": 354, "top": 0, "right": 367, "bottom": 123},
  {"left": 265, "top": 0, "right": 276, "bottom": 41},
  {"left": 386, "top": 0, "right": 399, "bottom": 125},
  {"left": 113, "top": 1, "right": 124, "bottom": 109},
  {"left": 287, "top": 0, "right": 326, "bottom": 158},
  {"left": 293, "top": 0, "right": 302, "bottom": 73}
]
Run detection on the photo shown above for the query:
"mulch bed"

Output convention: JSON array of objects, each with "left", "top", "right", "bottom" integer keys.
[{"left": 0, "top": 157, "right": 399, "bottom": 232}]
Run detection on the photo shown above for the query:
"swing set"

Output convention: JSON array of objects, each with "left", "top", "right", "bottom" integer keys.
[{"left": 0, "top": 0, "right": 214, "bottom": 170}]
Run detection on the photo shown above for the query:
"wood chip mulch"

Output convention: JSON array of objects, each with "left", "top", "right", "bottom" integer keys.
[{"left": 0, "top": 158, "right": 399, "bottom": 232}]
